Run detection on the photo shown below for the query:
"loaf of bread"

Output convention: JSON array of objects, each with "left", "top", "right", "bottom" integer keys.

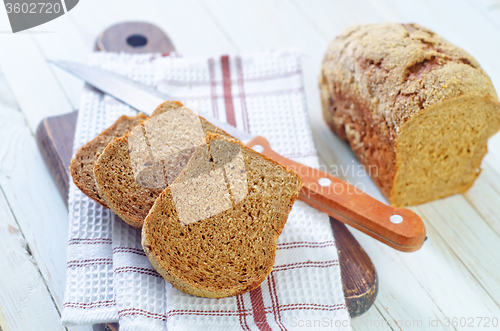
[
  {"left": 320, "top": 23, "right": 500, "bottom": 207},
  {"left": 93, "top": 101, "right": 232, "bottom": 228},
  {"left": 142, "top": 133, "right": 302, "bottom": 298},
  {"left": 70, "top": 114, "right": 147, "bottom": 207}
]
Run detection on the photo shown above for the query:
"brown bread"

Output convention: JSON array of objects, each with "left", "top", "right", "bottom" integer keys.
[
  {"left": 141, "top": 133, "right": 302, "bottom": 298},
  {"left": 70, "top": 114, "right": 147, "bottom": 207},
  {"left": 93, "top": 101, "right": 232, "bottom": 228},
  {"left": 320, "top": 23, "right": 500, "bottom": 207}
]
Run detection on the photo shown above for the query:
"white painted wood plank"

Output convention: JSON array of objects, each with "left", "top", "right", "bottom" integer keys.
[
  {"left": 29, "top": 14, "right": 90, "bottom": 110},
  {"left": 463, "top": 160, "right": 500, "bottom": 237},
  {"left": 351, "top": 304, "right": 402, "bottom": 331},
  {"left": 0, "top": 72, "right": 70, "bottom": 311},
  {"left": 66, "top": 0, "right": 237, "bottom": 56},
  {"left": 291, "top": 0, "right": 387, "bottom": 38},
  {"left": 487, "top": 133, "right": 500, "bottom": 175},
  {"left": 61, "top": 0, "right": 120, "bottom": 49},
  {"left": 0, "top": 190, "right": 65, "bottom": 331},
  {"left": 0, "top": 34, "right": 74, "bottom": 129},
  {"left": 411, "top": 195, "right": 500, "bottom": 305},
  {"left": 471, "top": 0, "right": 500, "bottom": 31},
  {"left": 371, "top": 207, "right": 500, "bottom": 330},
  {"left": 461, "top": 0, "right": 500, "bottom": 175},
  {"left": 350, "top": 197, "right": 500, "bottom": 329},
  {"left": 421, "top": 0, "right": 500, "bottom": 86},
  {"left": 131, "top": 0, "right": 238, "bottom": 55},
  {"left": 200, "top": 0, "right": 294, "bottom": 51},
  {"left": 348, "top": 216, "right": 500, "bottom": 331},
  {"left": 0, "top": 8, "right": 74, "bottom": 130}
]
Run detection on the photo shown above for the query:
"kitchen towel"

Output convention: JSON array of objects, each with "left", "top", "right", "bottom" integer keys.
[{"left": 61, "top": 50, "right": 351, "bottom": 331}]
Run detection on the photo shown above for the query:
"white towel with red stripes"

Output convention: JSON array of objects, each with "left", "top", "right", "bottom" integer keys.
[{"left": 61, "top": 50, "right": 351, "bottom": 331}]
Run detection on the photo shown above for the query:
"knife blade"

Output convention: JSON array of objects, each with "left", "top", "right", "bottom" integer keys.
[
  {"left": 49, "top": 60, "right": 254, "bottom": 143},
  {"left": 50, "top": 60, "right": 426, "bottom": 252}
]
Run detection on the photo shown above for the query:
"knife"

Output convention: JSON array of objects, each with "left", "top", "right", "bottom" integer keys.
[{"left": 50, "top": 60, "right": 426, "bottom": 252}]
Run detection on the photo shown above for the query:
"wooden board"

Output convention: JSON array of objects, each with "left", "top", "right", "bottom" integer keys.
[{"left": 35, "top": 21, "right": 377, "bottom": 321}]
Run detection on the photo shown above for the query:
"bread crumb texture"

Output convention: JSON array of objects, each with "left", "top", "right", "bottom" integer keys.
[
  {"left": 142, "top": 134, "right": 302, "bottom": 298},
  {"left": 320, "top": 23, "right": 500, "bottom": 206}
]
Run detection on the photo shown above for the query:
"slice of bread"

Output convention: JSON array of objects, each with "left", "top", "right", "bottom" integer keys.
[
  {"left": 141, "top": 133, "right": 302, "bottom": 298},
  {"left": 93, "top": 101, "right": 232, "bottom": 228},
  {"left": 70, "top": 113, "right": 147, "bottom": 207}
]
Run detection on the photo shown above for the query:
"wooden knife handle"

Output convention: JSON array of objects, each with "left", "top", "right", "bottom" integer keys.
[{"left": 246, "top": 136, "right": 426, "bottom": 252}]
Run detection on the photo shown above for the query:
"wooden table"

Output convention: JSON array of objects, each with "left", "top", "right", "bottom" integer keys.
[{"left": 1, "top": 1, "right": 499, "bottom": 330}]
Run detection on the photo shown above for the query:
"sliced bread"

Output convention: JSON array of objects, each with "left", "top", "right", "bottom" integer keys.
[
  {"left": 93, "top": 101, "right": 232, "bottom": 228},
  {"left": 320, "top": 23, "right": 500, "bottom": 206},
  {"left": 141, "top": 133, "right": 302, "bottom": 298},
  {"left": 70, "top": 113, "right": 147, "bottom": 207}
]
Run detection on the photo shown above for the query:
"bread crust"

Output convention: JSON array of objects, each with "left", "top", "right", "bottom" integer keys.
[
  {"left": 320, "top": 23, "right": 500, "bottom": 206},
  {"left": 323, "top": 91, "right": 397, "bottom": 198},
  {"left": 93, "top": 133, "right": 155, "bottom": 228}
]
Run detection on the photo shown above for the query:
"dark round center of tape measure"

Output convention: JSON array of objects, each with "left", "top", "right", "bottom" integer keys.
[{"left": 126, "top": 35, "right": 148, "bottom": 47}]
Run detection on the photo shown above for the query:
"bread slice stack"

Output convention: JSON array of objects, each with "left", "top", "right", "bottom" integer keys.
[
  {"left": 92, "top": 101, "right": 232, "bottom": 228},
  {"left": 70, "top": 101, "right": 302, "bottom": 298},
  {"left": 70, "top": 113, "right": 148, "bottom": 208}
]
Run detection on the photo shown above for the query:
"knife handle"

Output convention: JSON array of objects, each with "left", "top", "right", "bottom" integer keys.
[{"left": 246, "top": 136, "right": 426, "bottom": 252}]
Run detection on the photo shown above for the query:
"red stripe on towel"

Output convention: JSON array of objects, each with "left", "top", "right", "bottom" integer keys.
[
  {"left": 272, "top": 260, "right": 339, "bottom": 272},
  {"left": 68, "top": 238, "right": 112, "bottom": 245},
  {"left": 208, "top": 58, "right": 219, "bottom": 119},
  {"left": 235, "top": 56, "right": 250, "bottom": 132},
  {"left": 221, "top": 55, "right": 236, "bottom": 126},
  {"left": 268, "top": 272, "right": 286, "bottom": 330},
  {"left": 67, "top": 258, "right": 112, "bottom": 268},
  {"left": 112, "top": 246, "right": 146, "bottom": 256},
  {"left": 237, "top": 294, "right": 251, "bottom": 331},
  {"left": 64, "top": 300, "right": 116, "bottom": 309},
  {"left": 250, "top": 286, "right": 272, "bottom": 331}
]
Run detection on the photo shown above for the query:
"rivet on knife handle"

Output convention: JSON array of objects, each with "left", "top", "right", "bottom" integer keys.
[{"left": 247, "top": 136, "right": 426, "bottom": 252}]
